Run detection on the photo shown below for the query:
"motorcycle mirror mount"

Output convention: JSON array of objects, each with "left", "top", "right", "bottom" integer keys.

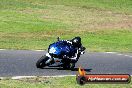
[{"left": 57, "top": 37, "right": 60, "bottom": 41}]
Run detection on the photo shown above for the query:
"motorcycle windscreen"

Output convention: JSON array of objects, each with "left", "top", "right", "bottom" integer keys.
[{"left": 48, "top": 41, "right": 76, "bottom": 57}]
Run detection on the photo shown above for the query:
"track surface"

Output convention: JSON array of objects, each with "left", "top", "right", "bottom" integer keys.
[{"left": 0, "top": 50, "right": 132, "bottom": 77}]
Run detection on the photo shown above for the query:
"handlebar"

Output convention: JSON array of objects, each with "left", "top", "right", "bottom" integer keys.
[{"left": 57, "top": 37, "right": 60, "bottom": 41}]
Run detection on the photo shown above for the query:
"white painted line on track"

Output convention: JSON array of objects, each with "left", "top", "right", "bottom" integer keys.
[
  {"left": 123, "top": 54, "right": 132, "bottom": 58},
  {"left": 0, "top": 49, "right": 6, "bottom": 51},
  {"left": 33, "top": 50, "right": 45, "bottom": 51},
  {"left": 12, "top": 75, "right": 75, "bottom": 79},
  {"left": 0, "top": 75, "right": 76, "bottom": 79},
  {"left": 0, "top": 49, "right": 45, "bottom": 52},
  {"left": 0, "top": 77, "right": 4, "bottom": 79},
  {"left": 12, "top": 76, "right": 36, "bottom": 79},
  {"left": 41, "top": 75, "right": 76, "bottom": 78},
  {"left": 105, "top": 52, "right": 117, "bottom": 54},
  {"left": 0, "top": 49, "right": 132, "bottom": 58},
  {"left": 104, "top": 52, "right": 132, "bottom": 58},
  {"left": 0, "top": 75, "right": 132, "bottom": 80}
]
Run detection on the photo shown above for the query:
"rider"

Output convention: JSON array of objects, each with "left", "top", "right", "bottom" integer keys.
[{"left": 61, "top": 36, "right": 86, "bottom": 62}]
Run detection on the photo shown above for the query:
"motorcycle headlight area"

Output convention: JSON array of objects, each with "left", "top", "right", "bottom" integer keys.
[{"left": 49, "top": 47, "right": 56, "bottom": 53}]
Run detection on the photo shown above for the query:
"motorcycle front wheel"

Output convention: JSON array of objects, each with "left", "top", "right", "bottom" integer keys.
[{"left": 36, "top": 55, "right": 50, "bottom": 68}]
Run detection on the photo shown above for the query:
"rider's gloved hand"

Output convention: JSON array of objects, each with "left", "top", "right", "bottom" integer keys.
[
  {"left": 78, "top": 46, "right": 85, "bottom": 55},
  {"left": 79, "top": 46, "right": 85, "bottom": 51},
  {"left": 82, "top": 47, "right": 86, "bottom": 51}
]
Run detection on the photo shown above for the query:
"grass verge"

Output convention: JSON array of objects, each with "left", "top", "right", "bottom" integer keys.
[
  {"left": 0, "top": 76, "right": 132, "bottom": 88},
  {"left": 0, "top": 0, "right": 132, "bottom": 52}
]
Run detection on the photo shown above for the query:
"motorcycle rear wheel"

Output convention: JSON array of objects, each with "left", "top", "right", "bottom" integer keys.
[
  {"left": 63, "top": 62, "right": 75, "bottom": 70},
  {"left": 36, "top": 55, "right": 49, "bottom": 68}
]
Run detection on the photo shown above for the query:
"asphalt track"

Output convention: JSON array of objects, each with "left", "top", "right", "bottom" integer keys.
[{"left": 0, "top": 50, "right": 132, "bottom": 77}]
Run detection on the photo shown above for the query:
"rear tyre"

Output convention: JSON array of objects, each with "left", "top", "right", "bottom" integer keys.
[
  {"left": 63, "top": 63, "right": 75, "bottom": 70},
  {"left": 69, "top": 63, "right": 75, "bottom": 70},
  {"left": 36, "top": 55, "right": 49, "bottom": 68},
  {"left": 62, "top": 63, "right": 68, "bottom": 69}
]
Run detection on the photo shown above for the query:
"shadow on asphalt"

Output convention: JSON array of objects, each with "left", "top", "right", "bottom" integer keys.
[
  {"left": 70, "top": 68, "right": 92, "bottom": 72},
  {"left": 40, "top": 67, "right": 92, "bottom": 72}
]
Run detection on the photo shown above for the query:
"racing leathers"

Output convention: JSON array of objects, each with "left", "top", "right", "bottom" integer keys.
[{"left": 61, "top": 40, "right": 85, "bottom": 62}]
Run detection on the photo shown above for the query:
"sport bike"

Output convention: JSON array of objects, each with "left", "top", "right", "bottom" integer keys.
[{"left": 36, "top": 38, "right": 85, "bottom": 70}]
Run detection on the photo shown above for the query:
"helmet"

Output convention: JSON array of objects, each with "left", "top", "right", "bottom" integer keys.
[{"left": 72, "top": 37, "right": 81, "bottom": 47}]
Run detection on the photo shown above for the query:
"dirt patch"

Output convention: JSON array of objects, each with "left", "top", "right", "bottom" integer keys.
[
  {"left": 73, "top": 16, "right": 132, "bottom": 33},
  {"left": 18, "top": 77, "right": 54, "bottom": 83}
]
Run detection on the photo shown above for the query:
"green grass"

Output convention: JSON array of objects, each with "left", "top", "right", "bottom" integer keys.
[
  {"left": 1, "top": 0, "right": 131, "bottom": 13},
  {"left": 0, "top": 76, "right": 132, "bottom": 88},
  {"left": 0, "top": 0, "right": 132, "bottom": 52}
]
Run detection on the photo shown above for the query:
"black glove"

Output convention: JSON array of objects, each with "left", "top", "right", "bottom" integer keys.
[
  {"left": 82, "top": 47, "right": 86, "bottom": 51},
  {"left": 79, "top": 46, "right": 85, "bottom": 51}
]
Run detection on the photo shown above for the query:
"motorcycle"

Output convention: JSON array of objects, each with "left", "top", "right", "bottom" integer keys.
[{"left": 36, "top": 37, "right": 85, "bottom": 70}]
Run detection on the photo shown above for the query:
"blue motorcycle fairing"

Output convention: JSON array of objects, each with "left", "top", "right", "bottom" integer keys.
[{"left": 48, "top": 41, "right": 77, "bottom": 58}]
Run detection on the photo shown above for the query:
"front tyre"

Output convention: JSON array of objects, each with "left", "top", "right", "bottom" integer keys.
[{"left": 36, "top": 55, "right": 50, "bottom": 68}]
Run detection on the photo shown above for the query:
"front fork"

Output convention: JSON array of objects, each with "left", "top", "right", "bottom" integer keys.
[{"left": 45, "top": 53, "right": 53, "bottom": 65}]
